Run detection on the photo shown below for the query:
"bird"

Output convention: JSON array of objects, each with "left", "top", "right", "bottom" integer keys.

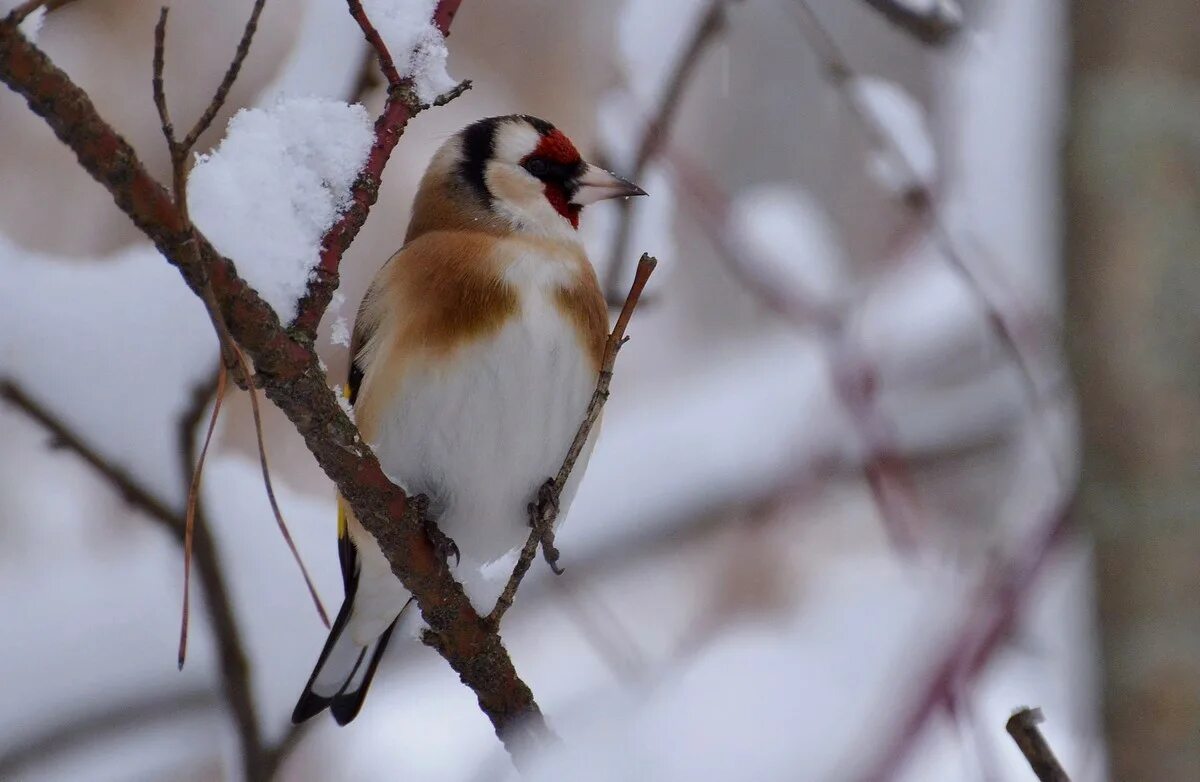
[{"left": 292, "top": 114, "right": 646, "bottom": 725}]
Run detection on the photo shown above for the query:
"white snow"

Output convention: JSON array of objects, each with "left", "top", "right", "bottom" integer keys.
[
  {"left": 330, "top": 316, "right": 352, "bottom": 347},
  {"left": 189, "top": 98, "right": 374, "bottom": 324},
  {"left": 851, "top": 77, "right": 937, "bottom": 194},
  {"left": 729, "top": 183, "right": 848, "bottom": 305},
  {"left": 895, "top": 0, "right": 965, "bottom": 25},
  {"left": 18, "top": 6, "right": 46, "bottom": 41},
  {"left": 360, "top": 0, "right": 458, "bottom": 102},
  {"left": 261, "top": 0, "right": 365, "bottom": 103}
]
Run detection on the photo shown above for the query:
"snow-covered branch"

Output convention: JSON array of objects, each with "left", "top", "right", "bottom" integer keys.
[{"left": 290, "top": 0, "right": 468, "bottom": 337}]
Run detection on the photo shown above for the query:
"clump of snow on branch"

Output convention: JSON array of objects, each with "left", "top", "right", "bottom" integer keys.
[
  {"left": 850, "top": 77, "right": 937, "bottom": 194},
  {"left": 361, "top": 0, "right": 458, "bottom": 102},
  {"left": 18, "top": 7, "right": 47, "bottom": 41},
  {"left": 189, "top": 98, "right": 373, "bottom": 323},
  {"left": 330, "top": 317, "right": 352, "bottom": 347},
  {"left": 896, "top": 0, "right": 964, "bottom": 25},
  {"left": 730, "top": 184, "right": 848, "bottom": 305}
]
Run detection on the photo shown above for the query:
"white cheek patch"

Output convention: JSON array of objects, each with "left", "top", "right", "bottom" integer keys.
[{"left": 492, "top": 123, "right": 542, "bottom": 163}]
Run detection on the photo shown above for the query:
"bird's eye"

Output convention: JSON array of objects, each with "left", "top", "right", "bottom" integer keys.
[{"left": 524, "top": 157, "right": 550, "bottom": 177}]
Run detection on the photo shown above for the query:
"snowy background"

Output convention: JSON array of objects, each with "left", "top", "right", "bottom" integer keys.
[{"left": 0, "top": 0, "right": 1099, "bottom": 780}]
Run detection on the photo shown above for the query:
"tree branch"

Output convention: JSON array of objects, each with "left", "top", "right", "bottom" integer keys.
[
  {"left": 1006, "top": 707, "right": 1072, "bottom": 782},
  {"left": 857, "top": 502, "right": 1075, "bottom": 780},
  {"left": 488, "top": 255, "right": 657, "bottom": 627},
  {"left": 290, "top": 0, "right": 469, "bottom": 338},
  {"left": 179, "top": 0, "right": 268, "bottom": 155},
  {"left": 1, "top": 380, "right": 180, "bottom": 527},
  {"left": 602, "top": 0, "right": 733, "bottom": 302},
  {"left": 2, "top": 374, "right": 277, "bottom": 780},
  {"left": 0, "top": 3, "right": 551, "bottom": 756},
  {"left": 0, "top": 688, "right": 216, "bottom": 779}
]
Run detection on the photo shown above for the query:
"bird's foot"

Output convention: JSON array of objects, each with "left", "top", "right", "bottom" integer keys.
[
  {"left": 530, "top": 479, "right": 564, "bottom": 575},
  {"left": 414, "top": 495, "right": 460, "bottom": 566}
]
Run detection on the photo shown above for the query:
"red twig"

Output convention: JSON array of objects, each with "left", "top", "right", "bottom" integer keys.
[
  {"left": 857, "top": 503, "right": 1074, "bottom": 781},
  {"left": 291, "top": 0, "right": 468, "bottom": 337},
  {"left": 665, "top": 145, "right": 927, "bottom": 550},
  {"left": 346, "top": 0, "right": 401, "bottom": 85}
]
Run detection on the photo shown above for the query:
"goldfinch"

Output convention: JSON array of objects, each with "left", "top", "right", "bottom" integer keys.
[{"left": 292, "top": 115, "right": 645, "bottom": 725}]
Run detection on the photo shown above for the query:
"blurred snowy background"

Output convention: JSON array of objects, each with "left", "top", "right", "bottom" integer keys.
[{"left": 5, "top": 0, "right": 1190, "bottom": 779}]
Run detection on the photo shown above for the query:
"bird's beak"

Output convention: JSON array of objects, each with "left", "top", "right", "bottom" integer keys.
[{"left": 570, "top": 164, "right": 647, "bottom": 206}]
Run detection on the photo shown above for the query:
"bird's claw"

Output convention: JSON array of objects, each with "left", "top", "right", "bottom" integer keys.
[
  {"left": 423, "top": 517, "right": 460, "bottom": 566},
  {"left": 530, "top": 479, "right": 564, "bottom": 575}
]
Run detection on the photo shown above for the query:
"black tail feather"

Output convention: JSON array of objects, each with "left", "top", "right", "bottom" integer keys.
[
  {"left": 291, "top": 594, "right": 356, "bottom": 724},
  {"left": 292, "top": 597, "right": 410, "bottom": 725},
  {"left": 330, "top": 619, "right": 399, "bottom": 725}
]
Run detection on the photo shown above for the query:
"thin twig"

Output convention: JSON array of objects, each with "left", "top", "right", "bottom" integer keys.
[
  {"left": 152, "top": 8, "right": 176, "bottom": 149},
  {"left": 1006, "top": 707, "right": 1071, "bottom": 782},
  {"left": 179, "top": 0, "right": 268, "bottom": 154},
  {"left": 602, "top": 0, "right": 733, "bottom": 302},
  {"left": 290, "top": 0, "right": 467, "bottom": 336},
  {"left": 487, "top": 255, "right": 658, "bottom": 627},
  {"left": 176, "top": 370, "right": 271, "bottom": 782},
  {"left": 346, "top": 0, "right": 401, "bottom": 86},
  {"left": 857, "top": 501, "right": 1075, "bottom": 780},
  {"left": 178, "top": 363, "right": 228, "bottom": 669},
  {"left": 1, "top": 380, "right": 180, "bottom": 527},
  {"left": 232, "top": 344, "right": 330, "bottom": 628}
]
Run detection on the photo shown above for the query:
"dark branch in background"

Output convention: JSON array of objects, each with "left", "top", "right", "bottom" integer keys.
[
  {"left": 0, "top": 2, "right": 556, "bottom": 759},
  {"left": 601, "top": 0, "right": 734, "bottom": 303},
  {"left": 790, "top": 0, "right": 1050, "bottom": 422},
  {"left": 0, "top": 687, "right": 216, "bottom": 779},
  {"left": 1, "top": 380, "right": 179, "bottom": 524},
  {"left": 858, "top": 502, "right": 1075, "bottom": 781},
  {"left": 2, "top": 374, "right": 291, "bottom": 781},
  {"left": 290, "top": 0, "right": 469, "bottom": 338},
  {"left": 858, "top": 0, "right": 963, "bottom": 46},
  {"left": 488, "top": 255, "right": 658, "bottom": 627},
  {"left": 639, "top": 7, "right": 1072, "bottom": 770},
  {"left": 177, "top": 371, "right": 275, "bottom": 782},
  {"left": 1006, "top": 707, "right": 1072, "bottom": 782},
  {"left": 657, "top": 141, "right": 927, "bottom": 550}
]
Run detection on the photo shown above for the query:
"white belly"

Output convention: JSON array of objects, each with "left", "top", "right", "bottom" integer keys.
[{"left": 347, "top": 282, "right": 598, "bottom": 632}]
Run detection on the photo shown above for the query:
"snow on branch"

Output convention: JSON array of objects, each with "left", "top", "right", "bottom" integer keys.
[
  {"left": 189, "top": 99, "right": 374, "bottom": 323},
  {"left": 290, "top": 0, "right": 469, "bottom": 336},
  {"left": 859, "top": 0, "right": 963, "bottom": 46}
]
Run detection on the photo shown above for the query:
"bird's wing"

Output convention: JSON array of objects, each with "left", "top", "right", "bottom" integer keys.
[{"left": 335, "top": 275, "right": 384, "bottom": 594}]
